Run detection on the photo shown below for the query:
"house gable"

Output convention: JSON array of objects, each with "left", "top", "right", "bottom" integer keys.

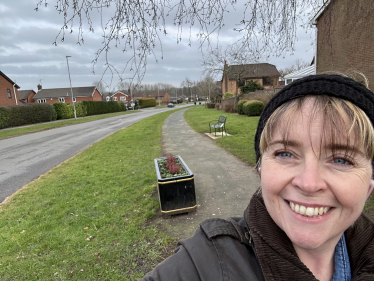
[
  {"left": 312, "top": 0, "right": 374, "bottom": 89},
  {"left": 0, "top": 71, "right": 20, "bottom": 106}
]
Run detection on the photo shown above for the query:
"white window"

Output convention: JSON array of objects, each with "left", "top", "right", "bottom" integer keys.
[
  {"left": 72, "top": 97, "right": 76, "bottom": 102},
  {"left": 38, "top": 99, "right": 46, "bottom": 103},
  {"left": 59, "top": 97, "right": 65, "bottom": 103},
  {"left": 114, "top": 97, "right": 118, "bottom": 101},
  {"left": 120, "top": 96, "right": 126, "bottom": 101},
  {"left": 106, "top": 96, "right": 110, "bottom": 101}
]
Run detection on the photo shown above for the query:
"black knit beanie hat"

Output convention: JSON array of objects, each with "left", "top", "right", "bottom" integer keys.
[{"left": 254, "top": 74, "right": 374, "bottom": 163}]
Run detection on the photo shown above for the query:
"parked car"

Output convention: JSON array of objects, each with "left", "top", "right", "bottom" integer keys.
[{"left": 167, "top": 103, "right": 175, "bottom": 108}]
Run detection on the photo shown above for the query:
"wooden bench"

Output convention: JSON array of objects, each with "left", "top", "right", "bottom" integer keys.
[{"left": 209, "top": 115, "right": 227, "bottom": 137}]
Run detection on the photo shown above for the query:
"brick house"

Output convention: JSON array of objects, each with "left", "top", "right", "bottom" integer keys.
[
  {"left": 33, "top": 85, "right": 102, "bottom": 104},
  {"left": 0, "top": 71, "right": 20, "bottom": 106},
  {"left": 109, "top": 91, "right": 130, "bottom": 103},
  {"left": 311, "top": 0, "right": 374, "bottom": 88},
  {"left": 149, "top": 91, "right": 170, "bottom": 104},
  {"left": 133, "top": 93, "right": 149, "bottom": 99},
  {"left": 221, "top": 62, "right": 280, "bottom": 95},
  {"left": 18, "top": 90, "right": 37, "bottom": 104}
]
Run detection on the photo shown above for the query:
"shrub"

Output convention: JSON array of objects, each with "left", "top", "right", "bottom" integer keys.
[
  {"left": 237, "top": 100, "right": 248, "bottom": 115},
  {"left": 74, "top": 102, "right": 87, "bottom": 117},
  {"left": 240, "top": 80, "right": 264, "bottom": 94},
  {"left": 224, "top": 92, "right": 234, "bottom": 98},
  {"left": 0, "top": 107, "right": 9, "bottom": 129},
  {"left": 243, "top": 100, "right": 264, "bottom": 116},
  {"left": 0, "top": 104, "right": 56, "bottom": 129},
  {"left": 137, "top": 98, "right": 156, "bottom": 108},
  {"left": 206, "top": 103, "right": 215, "bottom": 109},
  {"left": 81, "top": 101, "right": 126, "bottom": 116},
  {"left": 215, "top": 93, "right": 223, "bottom": 100},
  {"left": 51, "top": 106, "right": 57, "bottom": 121},
  {"left": 53, "top": 102, "right": 73, "bottom": 120}
]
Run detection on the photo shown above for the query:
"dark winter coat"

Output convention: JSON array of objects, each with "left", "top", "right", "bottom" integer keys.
[{"left": 141, "top": 193, "right": 374, "bottom": 280}]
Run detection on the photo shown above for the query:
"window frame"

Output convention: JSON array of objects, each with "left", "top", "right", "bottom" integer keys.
[
  {"left": 59, "top": 97, "right": 65, "bottom": 103},
  {"left": 7, "top": 89, "right": 11, "bottom": 98}
]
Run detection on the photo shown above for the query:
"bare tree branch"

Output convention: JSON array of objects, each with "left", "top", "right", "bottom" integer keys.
[{"left": 35, "top": 0, "right": 324, "bottom": 85}]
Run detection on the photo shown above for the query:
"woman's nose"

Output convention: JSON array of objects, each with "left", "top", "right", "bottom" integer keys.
[{"left": 291, "top": 160, "right": 327, "bottom": 193}]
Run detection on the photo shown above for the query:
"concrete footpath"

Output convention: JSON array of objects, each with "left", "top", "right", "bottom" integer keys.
[{"left": 152, "top": 107, "right": 260, "bottom": 239}]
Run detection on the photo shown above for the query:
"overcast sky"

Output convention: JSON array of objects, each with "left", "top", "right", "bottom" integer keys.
[{"left": 0, "top": 1, "right": 317, "bottom": 92}]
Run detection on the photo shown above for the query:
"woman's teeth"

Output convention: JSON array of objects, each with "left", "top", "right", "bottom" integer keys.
[{"left": 289, "top": 201, "right": 330, "bottom": 217}]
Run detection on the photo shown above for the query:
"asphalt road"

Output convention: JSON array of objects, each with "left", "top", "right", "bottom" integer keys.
[{"left": 0, "top": 105, "right": 190, "bottom": 203}]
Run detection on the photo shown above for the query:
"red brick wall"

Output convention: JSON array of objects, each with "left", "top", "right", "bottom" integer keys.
[
  {"left": 26, "top": 91, "right": 36, "bottom": 103},
  {"left": 0, "top": 75, "right": 18, "bottom": 106},
  {"left": 92, "top": 89, "right": 102, "bottom": 101},
  {"left": 111, "top": 92, "right": 129, "bottom": 102},
  {"left": 316, "top": 0, "right": 374, "bottom": 88}
]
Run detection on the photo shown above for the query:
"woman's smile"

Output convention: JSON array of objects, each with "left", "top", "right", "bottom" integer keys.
[{"left": 260, "top": 98, "right": 374, "bottom": 253}]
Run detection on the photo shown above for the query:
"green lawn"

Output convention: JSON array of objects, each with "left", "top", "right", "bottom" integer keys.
[
  {"left": 184, "top": 106, "right": 374, "bottom": 215},
  {"left": 0, "top": 111, "right": 137, "bottom": 139},
  {"left": 184, "top": 106, "right": 259, "bottom": 166},
  {"left": 0, "top": 109, "right": 182, "bottom": 280}
]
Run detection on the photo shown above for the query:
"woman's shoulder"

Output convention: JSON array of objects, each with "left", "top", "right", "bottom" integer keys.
[{"left": 140, "top": 217, "right": 264, "bottom": 281}]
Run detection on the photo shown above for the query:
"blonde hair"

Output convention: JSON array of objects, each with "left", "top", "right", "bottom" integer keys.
[{"left": 259, "top": 95, "right": 374, "bottom": 166}]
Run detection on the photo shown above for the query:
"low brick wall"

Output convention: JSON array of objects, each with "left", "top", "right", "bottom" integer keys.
[{"left": 217, "top": 88, "right": 281, "bottom": 112}]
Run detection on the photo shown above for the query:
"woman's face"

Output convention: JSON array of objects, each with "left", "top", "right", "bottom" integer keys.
[{"left": 260, "top": 100, "right": 374, "bottom": 253}]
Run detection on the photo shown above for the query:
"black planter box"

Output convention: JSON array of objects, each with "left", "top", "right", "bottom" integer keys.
[{"left": 154, "top": 156, "right": 196, "bottom": 216}]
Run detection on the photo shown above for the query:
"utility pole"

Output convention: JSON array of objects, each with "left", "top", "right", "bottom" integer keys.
[
  {"left": 66, "top": 56, "right": 77, "bottom": 120},
  {"left": 175, "top": 88, "right": 177, "bottom": 103}
]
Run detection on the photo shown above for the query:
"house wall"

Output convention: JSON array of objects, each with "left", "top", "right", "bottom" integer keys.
[
  {"left": 0, "top": 75, "right": 18, "bottom": 106},
  {"left": 25, "top": 91, "right": 36, "bottom": 103},
  {"left": 92, "top": 89, "right": 102, "bottom": 101},
  {"left": 34, "top": 96, "right": 99, "bottom": 104},
  {"left": 163, "top": 93, "right": 171, "bottom": 103},
  {"left": 316, "top": 0, "right": 374, "bottom": 88},
  {"left": 111, "top": 92, "right": 129, "bottom": 102}
]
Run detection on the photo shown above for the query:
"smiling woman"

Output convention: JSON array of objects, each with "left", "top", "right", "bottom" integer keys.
[{"left": 141, "top": 75, "right": 374, "bottom": 281}]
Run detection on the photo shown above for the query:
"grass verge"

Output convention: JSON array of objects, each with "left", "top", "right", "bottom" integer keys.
[
  {"left": 0, "top": 109, "right": 181, "bottom": 280},
  {"left": 0, "top": 111, "right": 137, "bottom": 140},
  {"left": 184, "top": 106, "right": 374, "bottom": 218},
  {"left": 184, "top": 106, "right": 259, "bottom": 165}
]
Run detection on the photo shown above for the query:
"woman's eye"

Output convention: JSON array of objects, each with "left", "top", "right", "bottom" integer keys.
[
  {"left": 276, "top": 152, "right": 292, "bottom": 158},
  {"left": 332, "top": 158, "right": 352, "bottom": 165}
]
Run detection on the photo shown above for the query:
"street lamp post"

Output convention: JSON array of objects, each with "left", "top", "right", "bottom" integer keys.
[
  {"left": 158, "top": 84, "right": 160, "bottom": 106},
  {"left": 66, "top": 56, "right": 77, "bottom": 120}
]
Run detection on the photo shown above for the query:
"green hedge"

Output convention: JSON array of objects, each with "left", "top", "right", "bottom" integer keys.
[
  {"left": 224, "top": 92, "right": 234, "bottom": 98},
  {"left": 81, "top": 101, "right": 126, "bottom": 116},
  {"left": 237, "top": 100, "right": 248, "bottom": 115},
  {"left": 137, "top": 98, "right": 156, "bottom": 108},
  {"left": 243, "top": 100, "right": 264, "bottom": 116},
  {"left": 53, "top": 102, "right": 74, "bottom": 120},
  {"left": 0, "top": 104, "right": 57, "bottom": 129}
]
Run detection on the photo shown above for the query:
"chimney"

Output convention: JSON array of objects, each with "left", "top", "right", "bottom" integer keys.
[{"left": 37, "top": 84, "right": 42, "bottom": 91}]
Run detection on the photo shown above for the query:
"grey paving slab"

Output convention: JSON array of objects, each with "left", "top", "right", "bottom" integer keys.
[{"left": 153, "top": 107, "right": 260, "bottom": 239}]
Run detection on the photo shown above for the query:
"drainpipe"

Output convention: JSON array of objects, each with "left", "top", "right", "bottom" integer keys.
[{"left": 13, "top": 84, "right": 18, "bottom": 105}]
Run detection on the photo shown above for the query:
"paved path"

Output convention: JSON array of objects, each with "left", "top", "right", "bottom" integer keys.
[{"left": 153, "top": 107, "right": 260, "bottom": 239}]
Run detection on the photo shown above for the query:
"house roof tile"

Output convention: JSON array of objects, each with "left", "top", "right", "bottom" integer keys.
[
  {"left": 18, "top": 90, "right": 35, "bottom": 100},
  {"left": 149, "top": 91, "right": 168, "bottom": 97},
  {"left": 226, "top": 63, "right": 280, "bottom": 80},
  {"left": 33, "top": 86, "right": 99, "bottom": 99}
]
